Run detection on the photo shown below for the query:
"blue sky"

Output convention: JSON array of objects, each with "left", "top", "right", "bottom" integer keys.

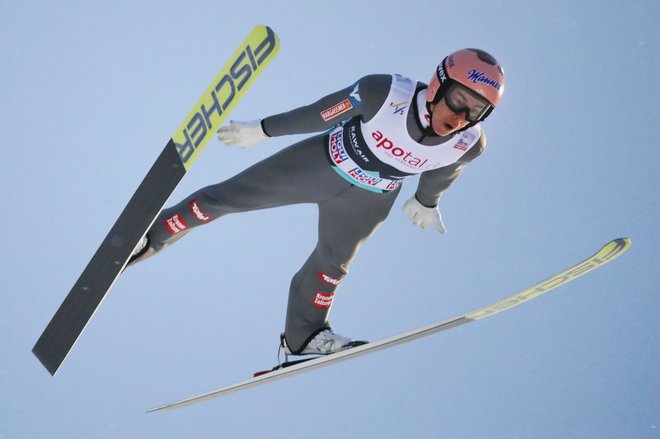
[{"left": 2, "top": 1, "right": 658, "bottom": 438}]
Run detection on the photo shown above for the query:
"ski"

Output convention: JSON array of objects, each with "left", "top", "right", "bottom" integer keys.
[
  {"left": 147, "top": 238, "right": 631, "bottom": 412},
  {"left": 32, "top": 26, "right": 280, "bottom": 376}
]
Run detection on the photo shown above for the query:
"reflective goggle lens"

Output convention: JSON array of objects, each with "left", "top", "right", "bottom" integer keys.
[{"left": 444, "top": 83, "right": 493, "bottom": 122}]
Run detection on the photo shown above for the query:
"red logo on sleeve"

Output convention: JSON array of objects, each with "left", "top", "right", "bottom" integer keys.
[
  {"left": 313, "top": 292, "right": 334, "bottom": 309},
  {"left": 317, "top": 272, "right": 342, "bottom": 286},
  {"left": 189, "top": 199, "right": 211, "bottom": 222},
  {"left": 164, "top": 214, "right": 188, "bottom": 235}
]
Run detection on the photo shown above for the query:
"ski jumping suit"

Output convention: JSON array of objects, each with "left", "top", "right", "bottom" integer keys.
[{"left": 132, "top": 74, "right": 486, "bottom": 353}]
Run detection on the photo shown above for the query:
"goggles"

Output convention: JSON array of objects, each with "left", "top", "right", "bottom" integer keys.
[{"left": 442, "top": 81, "right": 494, "bottom": 122}]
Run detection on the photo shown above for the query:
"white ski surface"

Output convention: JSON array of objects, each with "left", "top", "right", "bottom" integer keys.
[{"left": 147, "top": 238, "right": 630, "bottom": 412}]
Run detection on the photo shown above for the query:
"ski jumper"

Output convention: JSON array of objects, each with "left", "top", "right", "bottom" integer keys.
[{"left": 131, "top": 74, "right": 487, "bottom": 353}]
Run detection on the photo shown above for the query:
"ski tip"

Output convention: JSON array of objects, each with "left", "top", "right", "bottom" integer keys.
[
  {"left": 616, "top": 237, "right": 631, "bottom": 246},
  {"left": 253, "top": 25, "right": 280, "bottom": 45},
  {"left": 601, "top": 237, "right": 632, "bottom": 257}
]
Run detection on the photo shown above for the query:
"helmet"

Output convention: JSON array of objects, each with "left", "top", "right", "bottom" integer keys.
[{"left": 426, "top": 48, "right": 505, "bottom": 122}]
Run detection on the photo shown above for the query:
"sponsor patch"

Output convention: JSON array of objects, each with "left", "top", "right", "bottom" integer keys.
[
  {"left": 390, "top": 101, "right": 407, "bottom": 116},
  {"left": 189, "top": 199, "right": 211, "bottom": 222},
  {"left": 348, "top": 167, "right": 383, "bottom": 187},
  {"left": 318, "top": 272, "right": 342, "bottom": 286},
  {"left": 321, "top": 99, "right": 353, "bottom": 121},
  {"left": 386, "top": 179, "right": 402, "bottom": 191},
  {"left": 165, "top": 214, "right": 188, "bottom": 235},
  {"left": 371, "top": 130, "right": 429, "bottom": 169},
  {"left": 454, "top": 131, "right": 476, "bottom": 151},
  {"left": 313, "top": 291, "right": 334, "bottom": 309},
  {"left": 329, "top": 131, "right": 349, "bottom": 164}
]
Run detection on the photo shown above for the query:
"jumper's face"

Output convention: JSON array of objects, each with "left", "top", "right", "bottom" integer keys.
[
  {"left": 429, "top": 98, "right": 471, "bottom": 136},
  {"left": 429, "top": 83, "right": 493, "bottom": 136}
]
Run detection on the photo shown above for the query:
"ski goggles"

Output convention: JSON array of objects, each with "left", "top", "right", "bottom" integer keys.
[{"left": 443, "top": 81, "right": 494, "bottom": 122}]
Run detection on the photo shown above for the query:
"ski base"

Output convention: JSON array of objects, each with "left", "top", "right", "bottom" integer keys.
[
  {"left": 147, "top": 238, "right": 631, "bottom": 412},
  {"left": 33, "top": 141, "right": 185, "bottom": 375}
]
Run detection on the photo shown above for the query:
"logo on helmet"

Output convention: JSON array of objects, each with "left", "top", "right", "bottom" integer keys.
[
  {"left": 437, "top": 65, "right": 447, "bottom": 82},
  {"left": 467, "top": 69, "right": 501, "bottom": 90}
]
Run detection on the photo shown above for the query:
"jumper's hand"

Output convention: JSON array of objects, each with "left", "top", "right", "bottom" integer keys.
[
  {"left": 402, "top": 196, "right": 447, "bottom": 234},
  {"left": 217, "top": 120, "right": 268, "bottom": 148}
]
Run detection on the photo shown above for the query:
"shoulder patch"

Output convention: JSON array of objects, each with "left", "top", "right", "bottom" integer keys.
[
  {"left": 320, "top": 99, "right": 353, "bottom": 121},
  {"left": 348, "top": 82, "right": 361, "bottom": 105}
]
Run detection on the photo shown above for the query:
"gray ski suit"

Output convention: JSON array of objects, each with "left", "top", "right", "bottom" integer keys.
[{"left": 131, "top": 73, "right": 486, "bottom": 353}]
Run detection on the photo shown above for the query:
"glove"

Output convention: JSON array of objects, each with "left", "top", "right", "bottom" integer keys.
[
  {"left": 216, "top": 119, "right": 268, "bottom": 148},
  {"left": 402, "top": 196, "right": 447, "bottom": 233}
]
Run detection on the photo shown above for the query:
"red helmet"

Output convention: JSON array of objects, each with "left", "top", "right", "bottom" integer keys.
[{"left": 426, "top": 48, "right": 505, "bottom": 122}]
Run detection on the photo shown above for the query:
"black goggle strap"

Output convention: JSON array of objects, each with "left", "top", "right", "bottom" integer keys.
[{"left": 431, "top": 58, "right": 449, "bottom": 106}]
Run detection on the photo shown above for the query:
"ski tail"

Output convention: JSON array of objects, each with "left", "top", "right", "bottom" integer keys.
[{"left": 32, "top": 25, "right": 279, "bottom": 376}]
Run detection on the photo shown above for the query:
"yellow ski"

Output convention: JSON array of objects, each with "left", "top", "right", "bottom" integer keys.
[{"left": 148, "top": 238, "right": 630, "bottom": 412}]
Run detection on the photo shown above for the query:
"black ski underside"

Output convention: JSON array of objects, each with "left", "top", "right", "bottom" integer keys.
[{"left": 33, "top": 140, "right": 185, "bottom": 375}]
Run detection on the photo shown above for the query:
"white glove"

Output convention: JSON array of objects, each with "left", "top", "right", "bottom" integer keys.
[
  {"left": 402, "top": 196, "right": 447, "bottom": 233},
  {"left": 216, "top": 119, "right": 268, "bottom": 148}
]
